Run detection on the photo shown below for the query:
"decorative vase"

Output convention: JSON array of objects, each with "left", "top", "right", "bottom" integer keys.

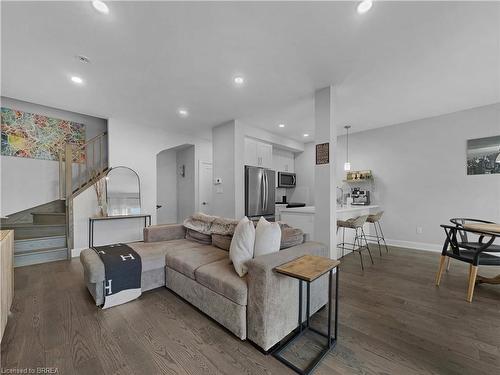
[{"left": 96, "top": 202, "right": 107, "bottom": 217}]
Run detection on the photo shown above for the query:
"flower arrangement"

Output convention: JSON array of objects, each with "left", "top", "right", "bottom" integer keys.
[{"left": 90, "top": 170, "right": 107, "bottom": 217}]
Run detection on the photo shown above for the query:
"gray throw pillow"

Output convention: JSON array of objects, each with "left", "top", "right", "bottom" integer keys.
[
  {"left": 211, "top": 234, "right": 232, "bottom": 251},
  {"left": 280, "top": 227, "right": 304, "bottom": 249}
]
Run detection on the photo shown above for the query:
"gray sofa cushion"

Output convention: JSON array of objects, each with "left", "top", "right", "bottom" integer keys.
[
  {"left": 128, "top": 240, "right": 188, "bottom": 271},
  {"left": 144, "top": 224, "right": 186, "bottom": 242},
  {"left": 185, "top": 228, "right": 212, "bottom": 245},
  {"left": 167, "top": 267, "right": 247, "bottom": 339},
  {"left": 80, "top": 238, "right": 205, "bottom": 283},
  {"left": 166, "top": 245, "right": 228, "bottom": 280},
  {"left": 195, "top": 258, "right": 248, "bottom": 306}
]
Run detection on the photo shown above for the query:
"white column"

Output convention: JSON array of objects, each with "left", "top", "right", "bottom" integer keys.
[{"left": 313, "top": 86, "right": 337, "bottom": 259}]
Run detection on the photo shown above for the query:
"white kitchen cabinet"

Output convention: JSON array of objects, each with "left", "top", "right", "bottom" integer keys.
[
  {"left": 244, "top": 137, "right": 258, "bottom": 166},
  {"left": 258, "top": 142, "right": 273, "bottom": 169},
  {"left": 244, "top": 137, "right": 273, "bottom": 169},
  {"left": 274, "top": 203, "right": 288, "bottom": 221}
]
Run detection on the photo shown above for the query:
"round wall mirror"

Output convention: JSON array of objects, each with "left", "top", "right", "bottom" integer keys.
[{"left": 106, "top": 166, "right": 141, "bottom": 216}]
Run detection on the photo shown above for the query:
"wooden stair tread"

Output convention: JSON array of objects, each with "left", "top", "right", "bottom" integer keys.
[
  {"left": 31, "top": 212, "right": 65, "bottom": 216},
  {"left": 15, "top": 246, "right": 68, "bottom": 256},
  {"left": 2, "top": 223, "right": 65, "bottom": 228},
  {"left": 14, "top": 234, "right": 66, "bottom": 243}
]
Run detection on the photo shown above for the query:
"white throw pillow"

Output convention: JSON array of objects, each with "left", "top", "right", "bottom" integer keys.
[
  {"left": 254, "top": 217, "right": 282, "bottom": 257},
  {"left": 229, "top": 217, "right": 256, "bottom": 277}
]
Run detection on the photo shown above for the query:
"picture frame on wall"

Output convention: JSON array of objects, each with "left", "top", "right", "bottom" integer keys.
[
  {"left": 466, "top": 135, "right": 500, "bottom": 175},
  {"left": 316, "top": 142, "right": 329, "bottom": 165}
]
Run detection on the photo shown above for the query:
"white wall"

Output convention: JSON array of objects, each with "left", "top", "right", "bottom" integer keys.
[
  {"left": 334, "top": 103, "right": 500, "bottom": 250},
  {"left": 71, "top": 118, "right": 212, "bottom": 255},
  {"left": 291, "top": 142, "right": 316, "bottom": 205},
  {"left": 177, "top": 145, "right": 195, "bottom": 222},
  {"left": 212, "top": 121, "right": 237, "bottom": 218},
  {"left": 156, "top": 149, "right": 178, "bottom": 224},
  {"left": 0, "top": 97, "right": 107, "bottom": 216}
]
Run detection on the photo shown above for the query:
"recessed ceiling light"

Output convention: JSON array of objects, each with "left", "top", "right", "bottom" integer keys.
[
  {"left": 303, "top": 133, "right": 309, "bottom": 137},
  {"left": 278, "top": 124, "right": 285, "bottom": 128},
  {"left": 233, "top": 76, "right": 245, "bottom": 85},
  {"left": 92, "top": 1, "right": 109, "bottom": 14},
  {"left": 71, "top": 76, "right": 83, "bottom": 84},
  {"left": 357, "top": 0, "right": 373, "bottom": 14},
  {"left": 177, "top": 108, "right": 189, "bottom": 117}
]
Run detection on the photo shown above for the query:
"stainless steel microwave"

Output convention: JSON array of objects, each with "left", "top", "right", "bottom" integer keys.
[{"left": 277, "top": 172, "right": 296, "bottom": 188}]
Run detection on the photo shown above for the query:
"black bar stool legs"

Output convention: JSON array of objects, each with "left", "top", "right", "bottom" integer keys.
[
  {"left": 361, "top": 227, "right": 374, "bottom": 265},
  {"left": 337, "top": 215, "right": 372, "bottom": 270},
  {"left": 366, "top": 211, "right": 389, "bottom": 255}
]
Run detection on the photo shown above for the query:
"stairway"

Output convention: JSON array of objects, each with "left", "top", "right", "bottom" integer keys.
[
  {"left": 1, "top": 131, "right": 109, "bottom": 267},
  {"left": 1, "top": 200, "right": 68, "bottom": 267}
]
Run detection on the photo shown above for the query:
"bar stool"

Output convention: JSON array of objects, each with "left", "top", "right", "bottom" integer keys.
[
  {"left": 337, "top": 215, "right": 373, "bottom": 270},
  {"left": 365, "top": 211, "right": 389, "bottom": 256}
]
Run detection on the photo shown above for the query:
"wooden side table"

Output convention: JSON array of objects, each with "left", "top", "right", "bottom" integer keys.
[{"left": 273, "top": 255, "right": 340, "bottom": 375}]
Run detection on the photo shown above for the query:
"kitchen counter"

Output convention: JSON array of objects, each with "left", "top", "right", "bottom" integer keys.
[
  {"left": 279, "top": 205, "right": 381, "bottom": 258},
  {"left": 280, "top": 205, "right": 379, "bottom": 214},
  {"left": 279, "top": 205, "right": 315, "bottom": 214}
]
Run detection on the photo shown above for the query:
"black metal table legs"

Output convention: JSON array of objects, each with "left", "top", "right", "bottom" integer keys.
[{"left": 272, "top": 268, "right": 339, "bottom": 375}]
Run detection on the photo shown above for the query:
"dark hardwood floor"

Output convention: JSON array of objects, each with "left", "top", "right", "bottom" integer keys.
[{"left": 2, "top": 246, "right": 500, "bottom": 375}]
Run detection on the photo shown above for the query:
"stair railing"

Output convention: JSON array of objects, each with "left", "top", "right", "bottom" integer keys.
[
  {"left": 58, "top": 131, "right": 108, "bottom": 256},
  {"left": 58, "top": 131, "right": 108, "bottom": 200}
]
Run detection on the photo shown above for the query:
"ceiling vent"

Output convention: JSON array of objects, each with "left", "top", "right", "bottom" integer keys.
[{"left": 76, "top": 55, "right": 91, "bottom": 64}]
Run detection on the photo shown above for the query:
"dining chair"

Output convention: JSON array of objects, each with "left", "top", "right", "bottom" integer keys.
[
  {"left": 435, "top": 224, "right": 500, "bottom": 302},
  {"left": 445, "top": 218, "right": 497, "bottom": 270}
]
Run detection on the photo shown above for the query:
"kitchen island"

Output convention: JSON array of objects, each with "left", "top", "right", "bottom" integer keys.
[{"left": 280, "top": 205, "right": 380, "bottom": 259}]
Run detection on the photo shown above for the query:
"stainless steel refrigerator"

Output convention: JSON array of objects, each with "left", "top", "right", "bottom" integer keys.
[{"left": 245, "top": 165, "right": 275, "bottom": 221}]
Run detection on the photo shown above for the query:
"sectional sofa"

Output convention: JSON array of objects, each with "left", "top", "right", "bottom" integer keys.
[{"left": 80, "top": 222, "right": 329, "bottom": 351}]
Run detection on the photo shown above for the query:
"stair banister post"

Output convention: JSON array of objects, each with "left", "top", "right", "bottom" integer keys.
[
  {"left": 58, "top": 151, "right": 64, "bottom": 200},
  {"left": 64, "top": 144, "right": 73, "bottom": 200},
  {"left": 64, "top": 143, "right": 74, "bottom": 258}
]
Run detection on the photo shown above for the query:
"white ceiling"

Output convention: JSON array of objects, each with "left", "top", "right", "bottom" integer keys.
[{"left": 2, "top": 1, "right": 499, "bottom": 142}]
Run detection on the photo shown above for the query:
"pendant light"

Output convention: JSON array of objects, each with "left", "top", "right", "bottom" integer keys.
[{"left": 344, "top": 125, "right": 351, "bottom": 171}]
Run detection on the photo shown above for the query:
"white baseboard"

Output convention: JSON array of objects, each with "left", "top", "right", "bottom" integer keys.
[{"left": 371, "top": 238, "right": 442, "bottom": 253}]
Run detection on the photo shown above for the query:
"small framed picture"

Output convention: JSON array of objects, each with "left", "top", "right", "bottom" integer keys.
[{"left": 316, "top": 142, "right": 329, "bottom": 165}]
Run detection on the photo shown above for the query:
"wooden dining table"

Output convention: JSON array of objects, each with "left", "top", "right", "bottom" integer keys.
[{"left": 464, "top": 223, "right": 500, "bottom": 284}]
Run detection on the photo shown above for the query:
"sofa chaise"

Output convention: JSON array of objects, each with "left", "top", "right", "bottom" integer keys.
[{"left": 80, "top": 223, "right": 329, "bottom": 351}]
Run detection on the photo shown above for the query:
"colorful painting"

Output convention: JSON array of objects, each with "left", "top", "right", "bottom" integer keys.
[{"left": 1, "top": 107, "right": 85, "bottom": 161}]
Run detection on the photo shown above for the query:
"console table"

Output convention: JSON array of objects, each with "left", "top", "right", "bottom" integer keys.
[
  {"left": 273, "top": 255, "right": 340, "bottom": 375},
  {"left": 88, "top": 214, "right": 151, "bottom": 248}
]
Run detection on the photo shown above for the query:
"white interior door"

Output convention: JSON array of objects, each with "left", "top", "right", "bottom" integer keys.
[{"left": 198, "top": 161, "right": 213, "bottom": 214}]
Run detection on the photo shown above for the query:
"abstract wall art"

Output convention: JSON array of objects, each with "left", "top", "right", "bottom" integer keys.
[
  {"left": 466, "top": 135, "right": 500, "bottom": 175},
  {"left": 1, "top": 107, "right": 85, "bottom": 161}
]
